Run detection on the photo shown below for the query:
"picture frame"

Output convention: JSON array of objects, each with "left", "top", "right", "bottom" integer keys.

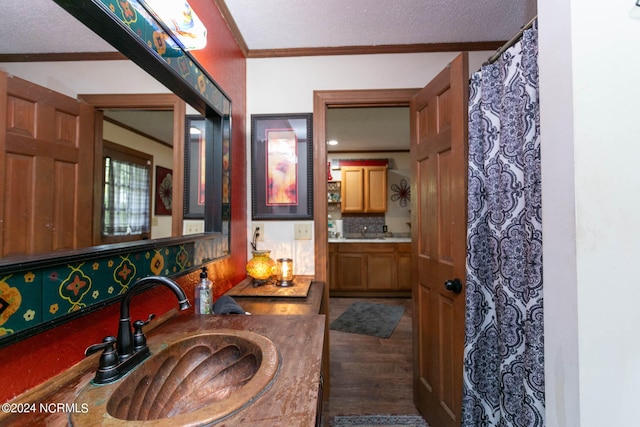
[
  {"left": 251, "top": 113, "right": 313, "bottom": 220},
  {"left": 154, "top": 166, "right": 173, "bottom": 215},
  {"left": 184, "top": 115, "right": 206, "bottom": 219}
]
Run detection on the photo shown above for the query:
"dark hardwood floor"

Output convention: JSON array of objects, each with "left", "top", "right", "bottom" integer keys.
[{"left": 323, "top": 297, "right": 421, "bottom": 421}]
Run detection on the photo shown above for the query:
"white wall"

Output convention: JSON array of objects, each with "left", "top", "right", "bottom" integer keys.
[
  {"left": 539, "top": 1, "right": 640, "bottom": 426},
  {"left": 246, "top": 52, "right": 491, "bottom": 274}
]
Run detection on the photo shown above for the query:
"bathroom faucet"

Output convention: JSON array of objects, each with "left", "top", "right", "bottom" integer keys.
[{"left": 85, "top": 276, "right": 191, "bottom": 384}]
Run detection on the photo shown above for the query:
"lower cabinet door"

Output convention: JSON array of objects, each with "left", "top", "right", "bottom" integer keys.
[
  {"left": 334, "top": 253, "right": 367, "bottom": 290},
  {"left": 367, "top": 253, "right": 396, "bottom": 290}
]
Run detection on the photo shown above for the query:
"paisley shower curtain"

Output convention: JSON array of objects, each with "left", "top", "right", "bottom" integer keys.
[{"left": 462, "top": 20, "right": 544, "bottom": 426}]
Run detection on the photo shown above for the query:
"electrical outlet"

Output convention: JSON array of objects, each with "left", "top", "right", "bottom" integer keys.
[
  {"left": 183, "top": 220, "right": 204, "bottom": 235},
  {"left": 252, "top": 223, "right": 264, "bottom": 242},
  {"left": 294, "top": 223, "right": 312, "bottom": 240}
]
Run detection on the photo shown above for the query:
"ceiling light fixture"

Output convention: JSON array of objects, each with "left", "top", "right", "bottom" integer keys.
[{"left": 327, "top": 140, "right": 339, "bottom": 146}]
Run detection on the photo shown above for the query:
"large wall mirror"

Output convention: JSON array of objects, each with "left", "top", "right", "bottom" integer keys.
[
  {"left": 0, "top": 0, "right": 230, "bottom": 345},
  {"left": 0, "top": 0, "right": 231, "bottom": 264}
]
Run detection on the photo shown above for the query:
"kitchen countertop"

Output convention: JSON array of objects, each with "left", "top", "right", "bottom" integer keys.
[{"left": 329, "top": 237, "right": 411, "bottom": 243}]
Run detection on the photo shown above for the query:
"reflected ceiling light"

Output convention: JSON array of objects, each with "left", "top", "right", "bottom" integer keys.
[
  {"left": 143, "top": 0, "right": 208, "bottom": 50},
  {"left": 190, "top": 127, "right": 202, "bottom": 135},
  {"left": 327, "top": 140, "right": 339, "bottom": 146}
]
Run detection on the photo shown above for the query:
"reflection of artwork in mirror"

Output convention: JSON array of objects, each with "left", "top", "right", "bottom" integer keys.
[
  {"left": 184, "top": 116, "right": 206, "bottom": 218},
  {"left": 266, "top": 129, "right": 298, "bottom": 205},
  {"left": 251, "top": 113, "right": 313, "bottom": 220},
  {"left": 155, "top": 166, "right": 173, "bottom": 215},
  {"left": 222, "top": 116, "right": 231, "bottom": 236}
]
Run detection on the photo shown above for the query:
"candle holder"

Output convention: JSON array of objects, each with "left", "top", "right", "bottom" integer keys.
[{"left": 275, "top": 258, "right": 294, "bottom": 287}]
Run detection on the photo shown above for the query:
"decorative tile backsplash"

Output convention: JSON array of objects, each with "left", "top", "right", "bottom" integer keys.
[
  {"left": 342, "top": 215, "right": 386, "bottom": 235},
  {"left": 0, "top": 234, "right": 227, "bottom": 345}
]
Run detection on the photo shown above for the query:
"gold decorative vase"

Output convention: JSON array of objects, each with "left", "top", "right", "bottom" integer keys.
[{"left": 246, "top": 250, "right": 276, "bottom": 286}]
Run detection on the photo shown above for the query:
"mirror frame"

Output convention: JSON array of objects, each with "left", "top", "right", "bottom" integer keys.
[
  {"left": 52, "top": 0, "right": 232, "bottom": 239},
  {"left": 55, "top": 0, "right": 231, "bottom": 117}
]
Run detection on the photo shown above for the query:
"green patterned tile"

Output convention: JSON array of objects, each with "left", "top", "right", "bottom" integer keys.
[{"left": 0, "top": 270, "right": 43, "bottom": 337}]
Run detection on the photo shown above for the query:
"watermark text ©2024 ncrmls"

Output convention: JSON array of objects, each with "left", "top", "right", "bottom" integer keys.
[{"left": 2, "top": 402, "right": 89, "bottom": 414}]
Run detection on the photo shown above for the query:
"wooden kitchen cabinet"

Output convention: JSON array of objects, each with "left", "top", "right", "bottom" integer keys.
[
  {"left": 340, "top": 165, "right": 387, "bottom": 213},
  {"left": 396, "top": 243, "right": 412, "bottom": 291},
  {"left": 329, "top": 242, "right": 411, "bottom": 296},
  {"left": 334, "top": 252, "right": 367, "bottom": 291},
  {"left": 367, "top": 252, "right": 396, "bottom": 290}
]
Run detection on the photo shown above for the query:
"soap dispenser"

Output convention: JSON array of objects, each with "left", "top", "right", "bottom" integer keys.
[{"left": 194, "top": 267, "right": 213, "bottom": 314}]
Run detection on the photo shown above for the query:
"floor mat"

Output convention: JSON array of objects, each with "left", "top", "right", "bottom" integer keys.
[{"left": 329, "top": 302, "right": 405, "bottom": 338}]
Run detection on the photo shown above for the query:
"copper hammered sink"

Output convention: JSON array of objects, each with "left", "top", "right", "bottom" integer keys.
[{"left": 71, "top": 330, "right": 280, "bottom": 426}]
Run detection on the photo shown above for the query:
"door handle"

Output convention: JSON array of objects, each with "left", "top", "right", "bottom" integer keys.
[{"left": 444, "top": 278, "right": 463, "bottom": 294}]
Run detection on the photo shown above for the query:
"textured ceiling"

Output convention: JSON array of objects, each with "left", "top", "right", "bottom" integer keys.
[
  {"left": 0, "top": 0, "right": 537, "bottom": 54},
  {"left": 0, "top": 0, "right": 116, "bottom": 54},
  {"left": 222, "top": 0, "right": 537, "bottom": 50}
]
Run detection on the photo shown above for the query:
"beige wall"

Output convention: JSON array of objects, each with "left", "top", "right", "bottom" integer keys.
[{"left": 246, "top": 51, "right": 492, "bottom": 274}]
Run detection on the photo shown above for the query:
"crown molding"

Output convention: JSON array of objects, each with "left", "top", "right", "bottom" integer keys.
[{"left": 245, "top": 41, "right": 505, "bottom": 58}]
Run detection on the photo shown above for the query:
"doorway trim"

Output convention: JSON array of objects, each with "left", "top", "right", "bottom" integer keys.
[
  {"left": 78, "top": 93, "right": 186, "bottom": 239},
  {"left": 313, "top": 88, "right": 420, "bottom": 285}
]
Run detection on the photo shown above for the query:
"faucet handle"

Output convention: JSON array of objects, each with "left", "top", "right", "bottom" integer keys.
[
  {"left": 133, "top": 313, "right": 155, "bottom": 351},
  {"left": 85, "top": 335, "right": 116, "bottom": 357},
  {"left": 133, "top": 313, "right": 155, "bottom": 331},
  {"left": 85, "top": 335, "right": 118, "bottom": 373}
]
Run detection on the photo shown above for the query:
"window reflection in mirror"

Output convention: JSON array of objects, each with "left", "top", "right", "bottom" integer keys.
[{"left": 101, "top": 140, "right": 153, "bottom": 244}]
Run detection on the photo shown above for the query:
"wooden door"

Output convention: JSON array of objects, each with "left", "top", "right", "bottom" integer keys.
[
  {"left": 410, "top": 53, "right": 468, "bottom": 427},
  {"left": 0, "top": 72, "right": 93, "bottom": 257},
  {"left": 341, "top": 166, "right": 364, "bottom": 212},
  {"left": 364, "top": 166, "right": 387, "bottom": 212}
]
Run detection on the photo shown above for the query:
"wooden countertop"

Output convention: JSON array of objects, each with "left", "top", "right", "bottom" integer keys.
[
  {"left": 0, "top": 313, "right": 325, "bottom": 427},
  {"left": 227, "top": 277, "right": 324, "bottom": 315}
]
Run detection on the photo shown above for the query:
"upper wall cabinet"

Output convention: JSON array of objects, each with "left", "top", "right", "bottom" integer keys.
[{"left": 341, "top": 166, "right": 387, "bottom": 213}]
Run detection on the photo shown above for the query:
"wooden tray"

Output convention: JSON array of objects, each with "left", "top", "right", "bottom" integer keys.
[{"left": 225, "top": 276, "right": 312, "bottom": 298}]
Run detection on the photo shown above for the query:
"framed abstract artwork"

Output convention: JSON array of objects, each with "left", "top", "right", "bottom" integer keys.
[
  {"left": 155, "top": 166, "right": 173, "bottom": 215},
  {"left": 251, "top": 113, "right": 313, "bottom": 220}
]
